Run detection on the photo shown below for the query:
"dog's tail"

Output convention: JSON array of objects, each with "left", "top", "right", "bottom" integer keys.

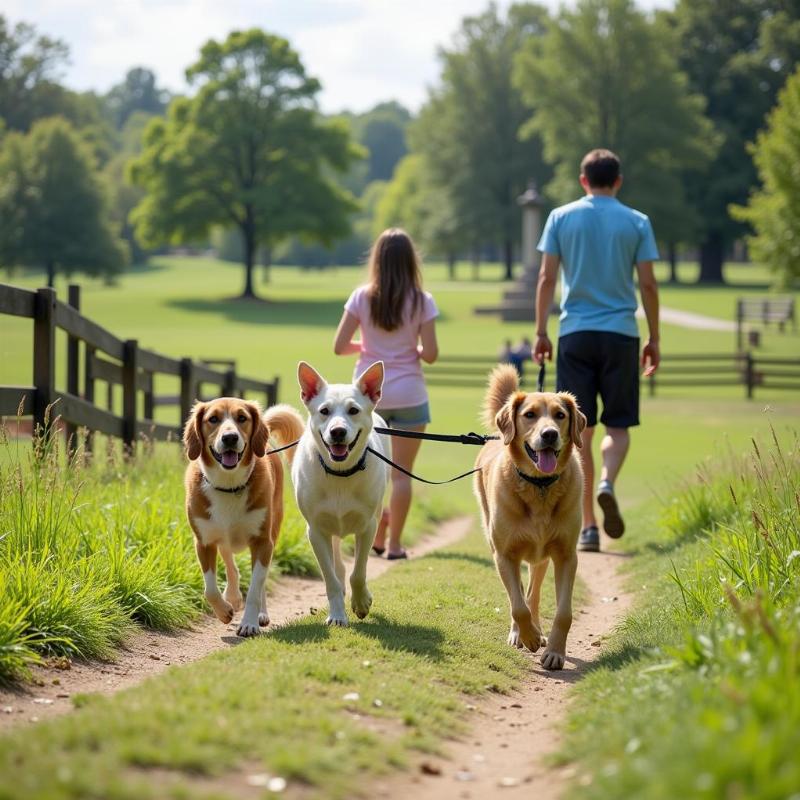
[
  {"left": 263, "top": 404, "right": 305, "bottom": 465},
  {"left": 482, "top": 364, "right": 521, "bottom": 429}
]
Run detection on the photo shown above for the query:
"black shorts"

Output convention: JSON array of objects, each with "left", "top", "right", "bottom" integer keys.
[{"left": 556, "top": 331, "right": 640, "bottom": 428}]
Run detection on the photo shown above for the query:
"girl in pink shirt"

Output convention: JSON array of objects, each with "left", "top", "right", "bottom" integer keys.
[{"left": 334, "top": 228, "right": 439, "bottom": 559}]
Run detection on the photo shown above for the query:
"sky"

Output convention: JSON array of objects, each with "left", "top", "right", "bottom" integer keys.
[{"left": 2, "top": 0, "right": 673, "bottom": 114}]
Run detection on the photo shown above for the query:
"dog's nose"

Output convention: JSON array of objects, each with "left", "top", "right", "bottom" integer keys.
[
  {"left": 540, "top": 428, "right": 559, "bottom": 446},
  {"left": 329, "top": 426, "right": 348, "bottom": 443},
  {"left": 221, "top": 432, "right": 239, "bottom": 448}
]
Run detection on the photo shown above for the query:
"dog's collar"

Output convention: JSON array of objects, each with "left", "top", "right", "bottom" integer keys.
[
  {"left": 202, "top": 471, "right": 253, "bottom": 494},
  {"left": 318, "top": 450, "right": 368, "bottom": 477},
  {"left": 515, "top": 468, "right": 560, "bottom": 491}
]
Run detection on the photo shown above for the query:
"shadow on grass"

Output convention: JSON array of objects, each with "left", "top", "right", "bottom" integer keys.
[
  {"left": 166, "top": 297, "right": 345, "bottom": 327},
  {"left": 268, "top": 613, "right": 446, "bottom": 661},
  {"left": 425, "top": 551, "right": 494, "bottom": 569}
]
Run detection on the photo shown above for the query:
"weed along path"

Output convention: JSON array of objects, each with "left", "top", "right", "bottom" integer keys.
[
  {"left": 0, "top": 516, "right": 472, "bottom": 731},
  {"left": 374, "top": 547, "right": 632, "bottom": 800}
]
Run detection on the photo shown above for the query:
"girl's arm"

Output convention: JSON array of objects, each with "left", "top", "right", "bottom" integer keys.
[
  {"left": 333, "top": 310, "right": 362, "bottom": 355},
  {"left": 417, "top": 318, "right": 439, "bottom": 364}
]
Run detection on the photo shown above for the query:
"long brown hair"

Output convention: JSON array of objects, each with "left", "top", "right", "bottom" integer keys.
[{"left": 367, "top": 228, "right": 423, "bottom": 331}]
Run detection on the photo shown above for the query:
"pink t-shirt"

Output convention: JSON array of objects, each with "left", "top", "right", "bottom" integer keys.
[{"left": 344, "top": 285, "right": 438, "bottom": 409}]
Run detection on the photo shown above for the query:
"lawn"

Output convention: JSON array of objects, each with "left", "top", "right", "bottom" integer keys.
[{"left": 0, "top": 257, "right": 798, "bottom": 797}]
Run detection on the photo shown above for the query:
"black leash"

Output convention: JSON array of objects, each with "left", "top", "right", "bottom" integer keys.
[
  {"left": 373, "top": 427, "right": 497, "bottom": 445},
  {"left": 536, "top": 360, "right": 546, "bottom": 392},
  {"left": 366, "top": 446, "right": 484, "bottom": 485}
]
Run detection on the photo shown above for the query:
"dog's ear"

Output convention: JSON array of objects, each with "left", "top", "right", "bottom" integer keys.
[
  {"left": 183, "top": 401, "right": 205, "bottom": 460},
  {"left": 298, "top": 361, "right": 326, "bottom": 404},
  {"left": 560, "top": 392, "right": 587, "bottom": 449},
  {"left": 247, "top": 401, "right": 269, "bottom": 458},
  {"left": 495, "top": 394, "right": 524, "bottom": 446},
  {"left": 356, "top": 361, "right": 384, "bottom": 404}
]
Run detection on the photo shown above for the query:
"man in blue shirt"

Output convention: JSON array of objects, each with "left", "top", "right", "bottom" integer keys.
[{"left": 534, "top": 149, "right": 660, "bottom": 552}]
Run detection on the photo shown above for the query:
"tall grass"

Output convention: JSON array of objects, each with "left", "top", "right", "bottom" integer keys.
[
  {"left": 563, "top": 428, "right": 800, "bottom": 799},
  {"left": 0, "top": 416, "right": 319, "bottom": 684}
]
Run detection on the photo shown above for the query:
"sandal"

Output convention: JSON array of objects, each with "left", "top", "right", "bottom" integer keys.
[
  {"left": 371, "top": 545, "right": 386, "bottom": 556},
  {"left": 387, "top": 549, "right": 408, "bottom": 560}
]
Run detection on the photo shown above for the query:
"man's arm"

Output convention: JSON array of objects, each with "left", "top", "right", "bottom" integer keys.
[
  {"left": 635, "top": 260, "right": 660, "bottom": 376},
  {"left": 533, "top": 253, "right": 560, "bottom": 363}
]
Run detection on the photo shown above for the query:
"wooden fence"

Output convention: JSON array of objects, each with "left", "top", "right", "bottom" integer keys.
[
  {"left": 425, "top": 353, "right": 800, "bottom": 398},
  {"left": 0, "top": 283, "right": 279, "bottom": 451}
]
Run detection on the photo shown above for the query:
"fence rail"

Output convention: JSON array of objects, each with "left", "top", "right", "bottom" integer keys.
[
  {"left": 0, "top": 283, "right": 279, "bottom": 451},
  {"left": 424, "top": 352, "right": 800, "bottom": 398}
]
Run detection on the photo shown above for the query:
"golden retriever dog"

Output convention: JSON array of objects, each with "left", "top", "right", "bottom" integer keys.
[
  {"left": 474, "top": 364, "right": 586, "bottom": 670},
  {"left": 183, "top": 398, "right": 303, "bottom": 637}
]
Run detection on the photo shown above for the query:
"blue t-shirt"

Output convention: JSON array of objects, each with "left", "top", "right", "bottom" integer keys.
[{"left": 537, "top": 195, "right": 659, "bottom": 338}]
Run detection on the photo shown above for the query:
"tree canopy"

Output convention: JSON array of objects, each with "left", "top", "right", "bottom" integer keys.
[
  {"left": 105, "top": 67, "right": 170, "bottom": 129},
  {"left": 0, "top": 117, "right": 127, "bottom": 286},
  {"left": 129, "top": 29, "right": 361, "bottom": 298},
  {"left": 409, "top": 3, "right": 552, "bottom": 279},
  {"left": 667, "top": 0, "right": 800, "bottom": 281},
  {"left": 514, "top": 0, "right": 715, "bottom": 255},
  {"left": 731, "top": 65, "right": 800, "bottom": 286}
]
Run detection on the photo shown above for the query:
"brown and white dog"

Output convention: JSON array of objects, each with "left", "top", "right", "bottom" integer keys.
[
  {"left": 183, "top": 398, "right": 303, "bottom": 637},
  {"left": 474, "top": 364, "right": 586, "bottom": 670}
]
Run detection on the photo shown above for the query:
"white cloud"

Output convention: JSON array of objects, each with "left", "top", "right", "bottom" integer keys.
[{"left": 1, "top": 0, "right": 673, "bottom": 113}]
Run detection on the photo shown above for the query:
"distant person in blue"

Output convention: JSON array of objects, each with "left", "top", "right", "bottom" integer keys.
[{"left": 533, "top": 149, "right": 660, "bottom": 553}]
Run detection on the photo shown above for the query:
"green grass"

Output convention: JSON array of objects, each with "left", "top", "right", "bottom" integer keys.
[
  {"left": 0, "top": 525, "right": 540, "bottom": 800},
  {"left": 558, "top": 428, "right": 800, "bottom": 798}
]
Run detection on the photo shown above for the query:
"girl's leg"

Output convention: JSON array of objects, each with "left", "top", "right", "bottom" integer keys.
[{"left": 387, "top": 425, "right": 424, "bottom": 556}]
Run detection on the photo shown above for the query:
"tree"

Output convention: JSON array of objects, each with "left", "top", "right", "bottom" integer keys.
[
  {"left": 374, "top": 154, "right": 461, "bottom": 274},
  {"left": 104, "top": 67, "right": 169, "bottom": 129},
  {"left": 515, "top": 0, "right": 715, "bottom": 263},
  {"left": 731, "top": 65, "right": 800, "bottom": 286},
  {"left": 668, "top": 0, "right": 800, "bottom": 282},
  {"left": 130, "top": 29, "right": 360, "bottom": 299},
  {"left": 410, "top": 3, "right": 552, "bottom": 280},
  {"left": 0, "top": 117, "right": 127, "bottom": 285}
]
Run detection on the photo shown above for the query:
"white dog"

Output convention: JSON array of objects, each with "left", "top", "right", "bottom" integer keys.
[{"left": 272, "top": 360, "right": 390, "bottom": 626}]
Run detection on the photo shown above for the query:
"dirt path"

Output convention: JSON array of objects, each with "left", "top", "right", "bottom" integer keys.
[
  {"left": 373, "top": 546, "right": 633, "bottom": 800},
  {"left": 0, "top": 516, "right": 472, "bottom": 731}
]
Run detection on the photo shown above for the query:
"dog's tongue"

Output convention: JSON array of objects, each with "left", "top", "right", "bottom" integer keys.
[
  {"left": 221, "top": 450, "right": 239, "bottom": 468},
  {"left": 330, "top": 443, "right": 348, "bottom": 459},
  {"left": 536, "top": 448, "right": 558, "bottom": 474}
]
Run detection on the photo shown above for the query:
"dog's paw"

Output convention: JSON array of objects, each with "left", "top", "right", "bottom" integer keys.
[
  {"left": 507, "top": 624, "right": 525, "bottom": 648},
  {"left": 236, "top": 618, "right": 262, "bottom": 637},
  {"left": 223, "top": 586, "right": 244, "bottom": 611},
  {"left": 518, "top": 625, "right": 545, "bottom": 653},
  {"left": 208, "top": 596, "right": 235, "bottom": 624},
  {"left": 258, "top": 612, "right": 270, "bottom": 627},
  {"left": 540, "top": 649, "right": 565, "bottom": 670},
  {"left": 351, "top": 588, "right": 373, "bottom": 620},
  {"left": 326, "top": 612, "right": 349, "bottom": 627}
]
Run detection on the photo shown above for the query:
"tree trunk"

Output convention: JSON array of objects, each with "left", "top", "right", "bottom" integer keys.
[
  {"left": 46, "top": 260, "right": 55, "bottom": 288},
  {"left": 698, "top": 234, "right": 725, "bottom": 284},
  {"left": 503, "top": 238, "right": 513, "bottom": 281},
  {"left": 447, "top": 253, "right": 456, "bottom": 281},
  {"left": 668, "top": 242, "right": 678, "bottom": 284},
  {"left": 241, "top": 217, "right": 256, "bottom": 299}
]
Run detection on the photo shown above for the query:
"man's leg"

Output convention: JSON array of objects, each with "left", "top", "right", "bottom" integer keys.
[
  {"left": 599, "top": 427, "right": 630, "bottom": 487},
  {"left": 596, "top": 427, "right": 630, "bottom": 539}
]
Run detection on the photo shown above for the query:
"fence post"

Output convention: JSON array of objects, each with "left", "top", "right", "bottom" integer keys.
[
  {"left": 144, "top": 372, "right": 155, "bottom": 421},
  {"left": 745, "top": 351, "right": 755, "bottom": 399},
  {"left": 648, "top": 372, "right": 655, "bottom": 398},
  {"left": 122, "top": 339, "right": 139, "bottom": 454},
  {"left": 223, "top": 367, "right": 237, "bottom": 397},
  {"left": 65, "top": 284, "right": 80, "bottom": 456},
  {"left": 268, "top": 376, "right": 279, "bottom": 408},
  {"left": 84, "top": 346, "right": 95, "bottom": 455},
  {"left": 180, "top": 358, "right": 196, "bottom": 436},
  {"left": 32, "top": 287, "right": 56, "bottom": 441},
  {"left": 735, "top": 298, "right": 743, "bottom": 352}
]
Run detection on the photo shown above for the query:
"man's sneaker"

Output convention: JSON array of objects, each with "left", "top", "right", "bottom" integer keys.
[
  {"left": 578, "top": 526, "right": 600, "bottom": 552},
  {"left": 597, "top": 480, "right": 625, "bottom": 539}
]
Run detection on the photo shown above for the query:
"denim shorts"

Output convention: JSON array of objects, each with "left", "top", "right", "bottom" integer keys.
[{"left": 378, "top": 401, "right": 431, "bottom": 429}]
